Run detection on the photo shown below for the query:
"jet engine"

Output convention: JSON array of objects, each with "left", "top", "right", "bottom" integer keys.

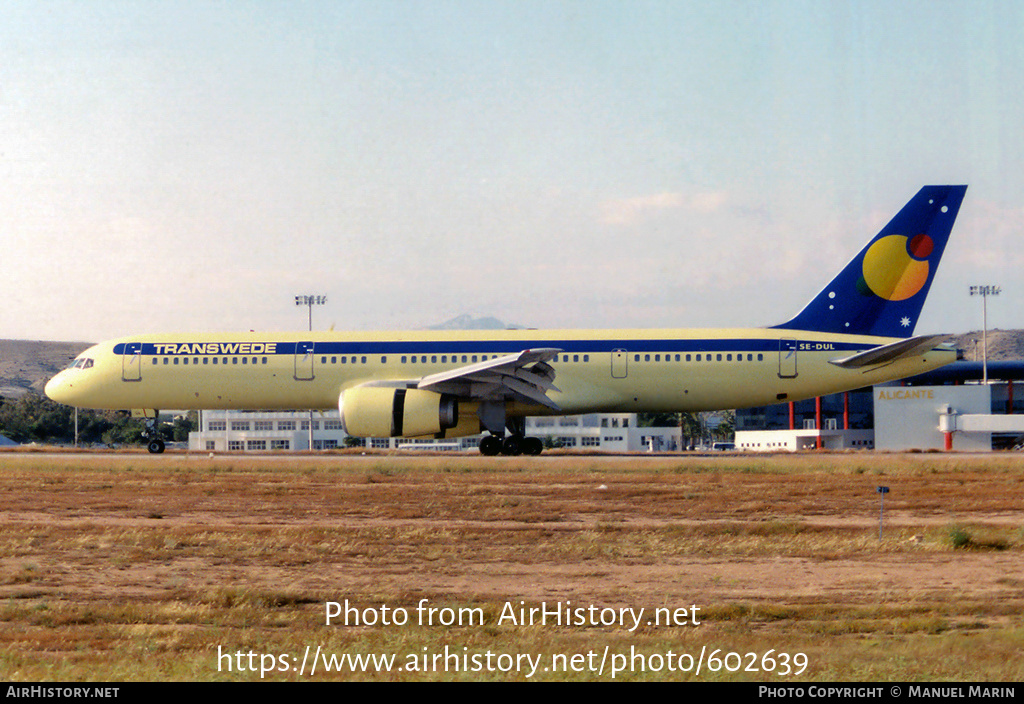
[{"left": 339, "top": 386, "right": 458, "bottom": 438}]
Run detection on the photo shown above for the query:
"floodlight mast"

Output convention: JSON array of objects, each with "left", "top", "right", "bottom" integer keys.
[
  {"left": 969, "top": 285, "right": 1000, "bottom": 384},
  {"left": 295, "top": 295, "right": 327, "bottom": 450},
  {"left": 296, "top": 295, "right": 327, "bottom": 334}
]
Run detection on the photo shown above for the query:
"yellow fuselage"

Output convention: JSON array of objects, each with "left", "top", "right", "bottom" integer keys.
[{"left": 45, "top": 327, "right": 955, "bottom": 420}]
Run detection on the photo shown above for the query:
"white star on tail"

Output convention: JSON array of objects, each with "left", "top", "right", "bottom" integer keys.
[{"left": 900, "top": 317, "right": 911, "bottom": 327}]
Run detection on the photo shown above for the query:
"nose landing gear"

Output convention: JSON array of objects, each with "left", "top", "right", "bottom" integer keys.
[{"left": 142, "top": 411, "right": 165, "bottom": 454}]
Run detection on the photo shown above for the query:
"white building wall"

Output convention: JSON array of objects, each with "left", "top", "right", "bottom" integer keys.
[
  {"left": 191, "top": 410, "right": 680, "bottom": 452},
  {"left": 736, "top": 429, "right": 875, "bottom": 452},
  {"left": 189, "top": 410, "right": 348, "bottom": 451},
  {"left": 873, "top": 384, "right": 991, "bottom": 451},
  {"left": 526, "top": 414, "right": 681, "bottom": 452}
]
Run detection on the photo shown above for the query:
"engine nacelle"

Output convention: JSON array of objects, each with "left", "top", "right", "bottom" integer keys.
[{"left": 339, "top": 386, "right": 458, "bottom": 438}]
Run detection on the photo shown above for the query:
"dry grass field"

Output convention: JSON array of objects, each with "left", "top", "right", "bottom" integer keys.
[{"left": 0, "top": 449, "right": 1022, "bottom": 681}]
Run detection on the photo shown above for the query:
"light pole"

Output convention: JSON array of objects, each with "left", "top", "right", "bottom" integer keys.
[
  {"left": 296, "top": 295, "right": 327, "bottom": 332},
  {"left": 969, "top": 285, "right": 1000, "bottom": 384},
  {"left": 295, "top": 294, "right": 327, "bottom": 450}
]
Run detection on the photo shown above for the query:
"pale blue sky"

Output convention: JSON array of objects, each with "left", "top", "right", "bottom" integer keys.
[{"left": 3, "top": 1, "right": 1022, "bottom": 341}]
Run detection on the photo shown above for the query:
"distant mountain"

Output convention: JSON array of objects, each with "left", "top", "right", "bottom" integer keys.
[
  {"left": 0, "top": 339, "right": 92, "bottom": 398},
  {"left": 427, "top": 314, "right": 526, "bottom": 331},
  {"left": 948, "top": 329, "right": 1024, "bottom": 362}
]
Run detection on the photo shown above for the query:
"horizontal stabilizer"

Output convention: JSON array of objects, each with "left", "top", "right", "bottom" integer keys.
[{"left": 829, "top": 335, "right": 950, "bottom": 370}]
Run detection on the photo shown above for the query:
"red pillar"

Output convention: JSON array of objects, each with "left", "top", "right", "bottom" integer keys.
[
  {"left": 815, "top": 396, "right": 823, "bottom": 449},
  {"left": 843, "top": 392, "right": 850, "bottom": 430},
  {"left": 789, "top": 402, "right": 795, "bottom": 430},
  {"left": 944, "top": 431, "right": 953, "bottom": 451}
]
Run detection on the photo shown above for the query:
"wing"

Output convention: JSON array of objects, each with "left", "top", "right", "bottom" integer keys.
[
  {"left": 417, "top": 348, "right": 562, "bottom": 410},
  {"left": 829, "top": 334, "right": 951, "bottom": 370}
]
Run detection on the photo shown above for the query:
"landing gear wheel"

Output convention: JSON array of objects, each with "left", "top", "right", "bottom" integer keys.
[
  {"left": 147, "top": 438, "right": 165, "bottom": 454},
  {"left": 522, "top": 436, "right": 543, "bottom": 456},
  {"left": 479, "top": 435, "right": 503, "bottom": 456},
  {"left": 501, "top": 435, "right": 523, "bottom": 456}
]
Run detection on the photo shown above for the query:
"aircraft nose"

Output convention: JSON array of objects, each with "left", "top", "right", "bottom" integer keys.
[{"left": 45, "top": 372, "right": 74, "bottom": 406}]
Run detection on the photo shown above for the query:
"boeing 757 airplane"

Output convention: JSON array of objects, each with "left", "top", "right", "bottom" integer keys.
[{"left": 46, "top": 185, "right": 967, "bottom": 455}]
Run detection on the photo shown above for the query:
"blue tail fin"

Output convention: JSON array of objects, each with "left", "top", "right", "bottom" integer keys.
[{"left": 774, "top": 185, "right": 967, "bottom": 338}]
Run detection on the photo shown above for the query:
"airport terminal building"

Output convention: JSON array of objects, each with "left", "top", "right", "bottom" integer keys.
[
  {"left": 186, "top": 361, "right": 1024, "bottom": 454},
  {"left": 188, "top": 411, "right": 682, "bottom": 453},
  {"left": 734, "top": 361, "right": 1024, "bottom": 452}
]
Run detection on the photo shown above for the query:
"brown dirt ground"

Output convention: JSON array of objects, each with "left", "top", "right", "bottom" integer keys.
[
  {"left": 1, "top": 451, "right": 1022, "bottom": 608},
  {"left": 1, "top": 450, "right": 1022, "bottom": 680}
]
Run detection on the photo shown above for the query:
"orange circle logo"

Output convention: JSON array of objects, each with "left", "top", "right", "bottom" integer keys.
[{"left": 860, "top": 234, "right": 933, "bottom": 301}]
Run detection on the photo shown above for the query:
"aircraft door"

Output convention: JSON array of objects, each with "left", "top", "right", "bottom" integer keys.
[
  {"left": 295, "top": 341, "right": 315, "bottom": 380},
  {"left": 611, "top": 349, "right": 628, "bottom": 378},
  {"left": 121, "top": 342, "right": 143, "bottom": 382},
  {"left": 778, "top": 339, "right": 798, "bottom": 378}
]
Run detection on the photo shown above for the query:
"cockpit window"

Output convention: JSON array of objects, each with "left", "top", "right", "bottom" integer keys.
[{"left": 64, "top": 358, "right": 94, "bottom": 370}]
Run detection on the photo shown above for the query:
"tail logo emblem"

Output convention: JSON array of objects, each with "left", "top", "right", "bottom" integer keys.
[{"left": 858, "top": 233, "right": 934, "bottom": 301}]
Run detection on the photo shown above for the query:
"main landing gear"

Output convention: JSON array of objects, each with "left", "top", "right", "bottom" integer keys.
[
  {"left": 476, "top": 403, "right": 543, "bottom": 456},
  {"left": 479, "top": 433, "right": 543, "bottom": 456}
]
